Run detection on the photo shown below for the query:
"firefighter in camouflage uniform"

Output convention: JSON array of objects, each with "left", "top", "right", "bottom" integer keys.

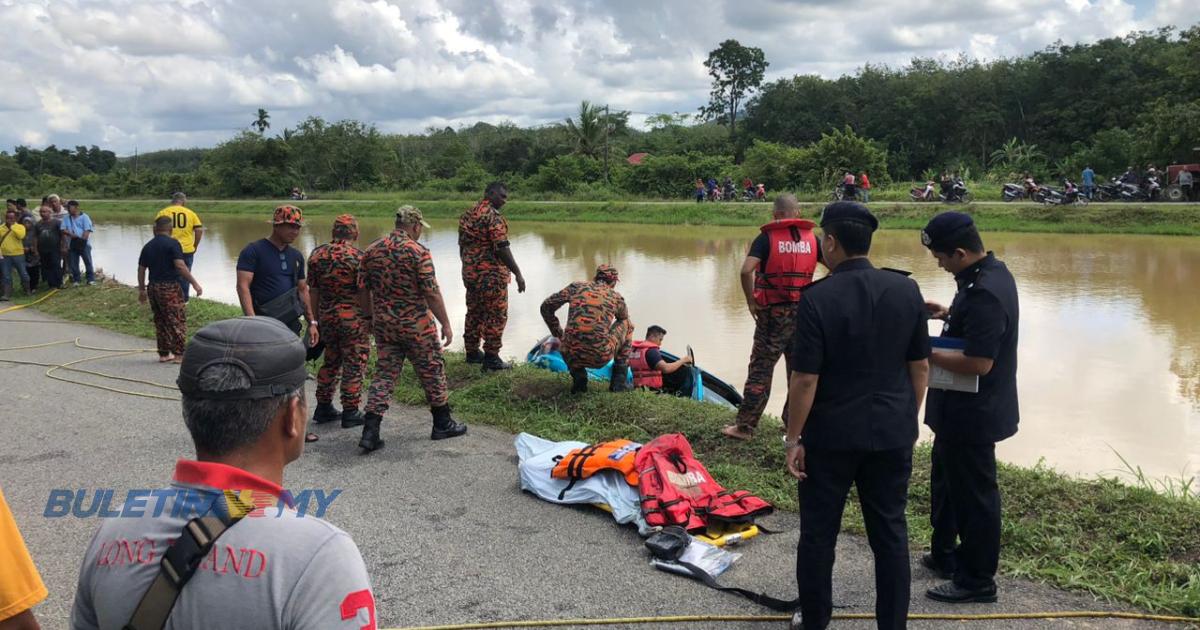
[
  {"left": 722, "top": 194, "right": 821, "bottom": 441},
  {"left": 540, "top": 264, "right": 634, "bottom": 394},
  {"left": 459, "top": 182, "right": 525, "bottom": 371},
  {"left": 307, "top": 214, "right": 370, "bottom": 429},
  {"left": 357, "top": 206, "right": 467, "bottom": 452}
]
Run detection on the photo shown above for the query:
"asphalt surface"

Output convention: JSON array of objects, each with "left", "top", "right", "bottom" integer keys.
[{"left": 0, "top": 308, "right": 1184, "bottom": 629}]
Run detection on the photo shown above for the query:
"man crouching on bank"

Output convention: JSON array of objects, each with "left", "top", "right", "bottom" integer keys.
[{"left": 71, "top": 317, "right": 376, "bottom": 629}]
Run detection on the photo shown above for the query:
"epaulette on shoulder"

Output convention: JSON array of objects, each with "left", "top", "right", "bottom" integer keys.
[
  {"left": 880, "top": 267, "right": 913, "bottom": 277},
  {"left": 802, "top": 277, "right": 831, "bottom": 293}
]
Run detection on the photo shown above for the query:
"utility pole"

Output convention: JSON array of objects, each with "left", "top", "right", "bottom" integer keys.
[
  {"left": 603, "top": 104, "right": 610, "bottom": 184},
  {"left": 133, "top": 146, "right": 139, "bottom": 179}
]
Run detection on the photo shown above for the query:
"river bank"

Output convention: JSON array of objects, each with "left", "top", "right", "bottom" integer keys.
[
  {"left": 74, "top": 199, "right": 1200, "bottom": 236},
  {"left": 12, "top": 282, "right": 1200, "bottom": 617}
]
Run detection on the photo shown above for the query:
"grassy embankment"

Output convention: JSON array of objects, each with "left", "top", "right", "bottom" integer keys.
[
  {"left": 8, "top": 282, "right": 1199, "bottom": 617},
  {"left": 78, "top": 198, "right": 1200, "bottom": 236}
]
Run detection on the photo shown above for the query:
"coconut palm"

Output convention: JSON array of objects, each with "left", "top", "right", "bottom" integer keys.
[
  {"left": 252, "top": 109, "right": 271, "bottom": 134},
  {"left": 564, "top": 101, "right": 604, "bottom": 157}
]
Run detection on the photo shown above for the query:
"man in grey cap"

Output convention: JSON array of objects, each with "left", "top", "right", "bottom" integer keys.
[{"left": 71, "top": 317, "right": 375, "bottom": 629}]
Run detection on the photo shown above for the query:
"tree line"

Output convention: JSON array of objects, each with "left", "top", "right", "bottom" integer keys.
[{"left": 1, "top": 26, "right": 1196, "bottom": 200}]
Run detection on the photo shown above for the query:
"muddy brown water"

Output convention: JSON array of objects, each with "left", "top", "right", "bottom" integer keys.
[{"left": 85, "top": 213, "right": 1200, "bottom": 482}]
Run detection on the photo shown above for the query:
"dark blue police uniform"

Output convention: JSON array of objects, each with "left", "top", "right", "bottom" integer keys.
[
  {"left": 922, "top": 213, "right": 1020, "bottom": 596},
  {"left": 789, "top": 203, "right": 931, "bottom": 630}
]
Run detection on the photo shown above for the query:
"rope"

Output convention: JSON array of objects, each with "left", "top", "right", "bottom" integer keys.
[
  {"left": 385, "top": 610, "right": 1200, "bottom": 629},
  {"left": 0, "top": 293, "right": 180, "bottom": 400}
]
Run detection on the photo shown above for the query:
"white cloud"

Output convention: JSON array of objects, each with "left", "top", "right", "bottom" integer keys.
[{"left": 0, "top": 0, "right": 1193, "bottom": 154}]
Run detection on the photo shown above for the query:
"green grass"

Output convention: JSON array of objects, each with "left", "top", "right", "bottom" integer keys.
[
  {"left": 76, "top": 198, "right": 1200, "bottom": 236},
  {"left": 17, "top": 282, "right": 1200, "bottom": 617}
]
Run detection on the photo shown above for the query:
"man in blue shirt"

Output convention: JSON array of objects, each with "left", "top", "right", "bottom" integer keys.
[
  {"left": 235, "top": 205, "right": 318, "bottom": 349},
  {"left": 60, "top": 200, "right": 96, "bottom": 285},
  {"left": 1081, "top": 166, "right": 1096, "bottom": 199},
  {"left": 138, "top": 217, "right": 203, "bottom": 362}
]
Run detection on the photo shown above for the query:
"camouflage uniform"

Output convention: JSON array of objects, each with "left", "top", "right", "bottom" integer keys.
[
  {"left": 147, "top": 282, "right": 186, "bottom": 357},
  {"left": 308, "top": 233, "right": 369, "bottom": 410},
  {"left": 360, "top": 229, "right": 449, "bottom": 413},
  {"left": 458, "top": 199, "right": 510, "bottom": 354},
  {"left": 734, "top": 303, "right": 799, "bottom": 430},
  {"left": 540, "top": 274, "right": 633, "bottom": 369}
]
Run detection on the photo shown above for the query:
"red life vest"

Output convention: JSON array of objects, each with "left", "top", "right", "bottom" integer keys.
[
  {"left": 629, "top": 340, "right": 663, "bottom": 389},
  {"left": 636, "top": 433, "right": 773, "bottom": 532},
  {"left": 753, "top": 218, "right": 818, "bottom": 306}
]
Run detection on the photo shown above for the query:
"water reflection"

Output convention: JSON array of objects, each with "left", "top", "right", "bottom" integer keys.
[{"left": 87, "top": 214, "right": 1199, "bottom": 480}]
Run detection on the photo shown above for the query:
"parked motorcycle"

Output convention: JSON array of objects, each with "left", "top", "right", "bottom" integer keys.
[
  {"left": 910, "top": 185, "right": 936, "bottom": 202},
  {"left": 1002, "top": 183, "right": 1026, "bottom": 202},
  {"left": 941, "top": 180, "right": 972, "bottom": 203}
]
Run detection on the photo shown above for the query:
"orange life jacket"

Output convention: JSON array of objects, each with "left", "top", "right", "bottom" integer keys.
[
  {"left": 753, "top": 218, "right": 818, "bottom": 306},
  {"left": 629, "top": 340, "right": 663, "bottom": 389},
  {"left": 551, "top": 439, "right": 641, "bottom": 491},
  {"left": 636, "top": 433, "right": 773, "bottom": 532}
]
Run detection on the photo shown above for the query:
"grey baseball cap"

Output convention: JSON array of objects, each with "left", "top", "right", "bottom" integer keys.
[{"left": 177, "top": 317, "right": 307, "bottom": 400}]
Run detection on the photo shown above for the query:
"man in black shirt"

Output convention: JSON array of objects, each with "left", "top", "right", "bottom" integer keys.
[
  {"left": 33, "top": 204, "right": 63, "bottom": 289},
  {"left": 784, "top": 202, "right": 930, "bottom": 630},
  {"left": 138, "top": 217, "right": 203, "bottom": 362},
  {"left": 920, "top": 212, "right": 1020, "bottom": 604}
]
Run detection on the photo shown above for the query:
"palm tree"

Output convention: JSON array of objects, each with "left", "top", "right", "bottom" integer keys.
[
  {"left": 989, "top": 137, "right": 1044, "bottom": 172},
  {"left": 564, "top": 101, "right": 604, "bottom": 157},
  {"left": 252, "top": 109, "right": 271, "bottom": 134}
]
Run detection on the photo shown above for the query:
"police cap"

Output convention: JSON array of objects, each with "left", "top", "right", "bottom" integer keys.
[
  {"left": 177, "top": 317, "right": 307, "bottom": 400},
  {"left": 921, "top": 211, "right": 975, "bottom": 249},
  {"left": 819, "top": 201, "right": 878, "bottom": 231}
]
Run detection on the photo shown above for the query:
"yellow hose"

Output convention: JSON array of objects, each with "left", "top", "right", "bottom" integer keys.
[{"left": 385, "top": 610, "right": 1200, "bottom": 629}]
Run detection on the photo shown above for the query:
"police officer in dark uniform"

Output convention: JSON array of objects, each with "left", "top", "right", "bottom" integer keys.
[
  {"left": 784, "top": 202, "right": 931, "bottom": 630},
  {"left": 919, "top": 212, "right": 1019, "bottom": 604}
]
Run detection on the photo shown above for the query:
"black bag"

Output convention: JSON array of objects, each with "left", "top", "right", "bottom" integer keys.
[
  {"left": 644, "top": 526, "right": 799, "bottom": 612},
  {"left": 69, "top": 236, "right": 88, "bottom": 255},
  {"left": 254, "top": 287, "right": 304, "bottom": 325}
]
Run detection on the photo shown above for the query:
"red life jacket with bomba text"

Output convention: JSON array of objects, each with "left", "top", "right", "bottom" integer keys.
[
  {"left": 629, "top": 340, "right": 663, "bottom": 389},
  {"left": 636, "top": 433, "right": 773, "bottom": 532},
  {"left": 753, "top": 218, "right": 818, "bottom": 306}
]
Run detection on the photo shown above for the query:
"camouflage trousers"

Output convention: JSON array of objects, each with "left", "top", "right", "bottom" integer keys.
[
  {"left": 316, "top": 308, "right": 370, "bottom": 409},
  {"left": 562, "top": 318, "right": 634, "bottom": 370},
  {"left": 463, "top": 272, "right": 508, "bottom": 354},
  {"left": 735, "top": 303, "right": 798, "bottom": 430},
  {"left": 147, "top": 282, "right": 186, "bottom": 357},
  {"left": 365, "top": 333, "right": 449, "bottom": 414}
]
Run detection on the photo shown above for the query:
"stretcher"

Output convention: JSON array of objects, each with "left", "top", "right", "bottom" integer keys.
[{"left": 592, "top": 503, "right": 761, "bottom": 547}]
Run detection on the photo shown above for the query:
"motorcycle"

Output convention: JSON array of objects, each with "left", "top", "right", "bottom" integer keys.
[
  {"left": 909, "top": 185, "right": 936, "bottom": 202},
  {"left": 1002, "top": 183, "right": 1026, "bottom": 202},
  {"left": 941, "top": 180, "right": 972, "bottom": 203},
  {"left": 1094, "top": 178, "right": 1124, "bottom": 202},
  {"left": 740, "top": 188, "right": 757, "bottom": 202}
]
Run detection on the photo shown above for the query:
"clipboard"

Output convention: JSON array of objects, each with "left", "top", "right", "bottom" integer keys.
[{"left": 929, "top": 337, "right": 980, "bottom": 393}]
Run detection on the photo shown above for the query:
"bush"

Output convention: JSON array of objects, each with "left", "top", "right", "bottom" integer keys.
[{"left": 616, "top": 153, "right": 734, "bottom": 198}]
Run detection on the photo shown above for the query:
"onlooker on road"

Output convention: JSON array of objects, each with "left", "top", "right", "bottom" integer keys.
[
  {"left": 138, "top": 217, "right": 203, "bottom": 363},
  {"left": 459, "top": 182, "right": 525, "bottom": 371},
  {"left": 920, "top": 212, "right": 1020, "bottom": 605},
  {"left": 70, "top": 317, "right": 375, "bottom": 629},
  {"left": 61, "top": 200, "right": 96, "bottom": 286},
  {"left": 1178, "top": 168, "right": 1194, "bottom": 202},
  {"left": 694, "top": 178, "right": 705, "bottom": 202},
  {"left": 784, "top": 202, "right": 930, "bottom": 630},
  {"left": 235, "top": 205, "right": 319, "bottom": 346},
  {"left": 32, "top": 206, "right": 63, "bottom": 290},
  {"left": 1, "top": 488, "right": 47, "bottom": 630},
  {"left": 842, "top": 172, "right": 857, "bottom": 200},
  {"left": 859, "top": 171, "right": 871, "bottom": 203},
  {"left": 1081, "top": 166, "right": 1096, "bottom": 199},
  {"left": 723, "top": 194, "right": 820, "bottom": 441},
  {"left": 1119, "top": 166, "right": 1139, "bottom": 186},
  {"left": 540, "top": 264, "right": 634, "bottom": 395},
  {"left": 307, "top": 214, "right": 370, "bottom": 429},
  {"left": 0, "top": 210, "right": 30, "bottom": 300},
  {"left": 155, "top": 192, "right": 205, "bottom": 301},
  {"left": 628, "top": 325, "right": 693, "bottom": 394},
  {"left": 46, "top": 194, "right": 68, "bottom": 221},
  {"left": 358, "top": 206, "right": 467, "bottom": 451},
  {"left": 13, "top": 200, "right": 39, "bottom": 291}
]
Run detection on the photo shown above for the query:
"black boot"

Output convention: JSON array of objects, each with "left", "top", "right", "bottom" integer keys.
[
  {"left": 481, "top": 353, "right": 512, "bottom": 372},
  {"left": 430, "top": 405, "right": 468, "bottom": 440},
  {"left": 570, "top": 368, "right": 588, "bottom": 394},
  {"left": 465, "top": 349, "right": 484, "bottom": 364},
  {"left": 341, "top": 407, "right": 365, "bottom": 428},
  {"left": 609, "top": 362, "right": 633, "bottom": 392},
  {"left": 359, "top": 412, "right": 384, "bottom": 452},
  {"left": 312, "top": 401, "right": 341, "bottom": 424}
]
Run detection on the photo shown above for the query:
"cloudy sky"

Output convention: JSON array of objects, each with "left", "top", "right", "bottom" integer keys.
[{"left": 1, "top": 0, "right": 1193, "bottom": 155}]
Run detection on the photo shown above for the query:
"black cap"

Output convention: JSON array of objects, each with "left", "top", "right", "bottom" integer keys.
[
  {"left": 819, "top": 201, "right": 878, "bottom": 231},
  {"left": 177, "top": 317, "right": 307, "bottom": 400},
  {"left": 921, "top": 211, "right": 975, "bottom": 249}
]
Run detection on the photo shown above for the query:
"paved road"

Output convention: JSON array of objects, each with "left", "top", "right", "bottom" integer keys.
[{"left": 0, "top": 308, "right": 1182, "bottom": 629}]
